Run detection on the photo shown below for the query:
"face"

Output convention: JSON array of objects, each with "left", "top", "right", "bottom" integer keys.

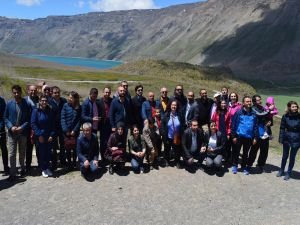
[
  {"left": 200, "top": 90, "right": 207, "bottom": 100},
  {"left": 290, "top": 104, "right": 298, "bottom": 113},
  {"left": 28, "top": 86, "right": 37, "bottom": 97},
  {"left": 255, "top": 96, "right": 262, "bottom": 106},
  {"left": 39, "top": 97, "right": 48, "bottom": 109},
  {"left": 155, "top": 109, "right": 161, "bottom": 117},
  {"left": 118, "top": 86, "right": 125, "bottom": 98},
  {"left": 44, "top": 88, "right": 50, "bottom": 96},
  {"left": 210, "top": 123, "right": 217, "bottom": 132},
  {"left": 12, "top": 88, "right": 22, "bottom": 100},
  {"left": 122, "top": 82, "right": 128, "bottom": 91},
  {"left": 175, "top": 86, "right": 183, "bottom": 96},
  {"left": 52, "top": 88, "right": 60, "bottom": 100},
  {"left": 222, "top": 88, "right": 228, "bottom": 95},
  {"left": 221, "top": 100, "right": 227, "bottom": 110},
  {"left": 117, "top": 127, "right": 124, "bottom": 136},
  {"left": 171, "top": 101, "right": 177, "bottom": 112},
  {"left": 160, "top": 88, "right": 168, "bottom": 98},
  {"left": 90, "top": 93, "right": 98, "bottom": 102},
  {"left": 83, "top": 127, "right": 92, "bottom": 138},
  {"left": 68, "top": 95, "right": 75, "bottom": 105},
  {"left": 230, "top": 93, "right": 237, "bottom": 103},
  {"left": 243, "top": 97, "right": 252, "bottom": 109},
  {"left": 148, "top": 92, "right": 154, "bottom": 102},
  {"left": 136, "top": 87, "right": 143, "bottom": 96},
  {"left": 187, "top": 92, "right": 194, "bottom": 102},
  {"left": 103, "top": 88, "right": 111, "bottom": 99},
  {"left": 191, "top": 121, "right": 198, "bottom": 131},
  {"left": 133, "top": 127, "right": 139, "bottom": 136}
]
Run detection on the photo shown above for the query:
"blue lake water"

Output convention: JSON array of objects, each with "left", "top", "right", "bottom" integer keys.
[{"left": 18, "top": 54, "right": 122, "bottom": 69}]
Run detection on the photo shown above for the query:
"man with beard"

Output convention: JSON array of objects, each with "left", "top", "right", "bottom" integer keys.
[
  {"left": 131, "top": 84, "right": 146, "bottom": 132},
  {"left": 196, "top": 89, "right": 214, "bottom": 127},
  {"left": 157, "top": 87, "right": 170, "bottom": 119},
  {"left": 114, "top": 80, "right": 131, "bottom": 102},
  {"left": 169, "top": 85, "right": 187, "bottom": 117}
]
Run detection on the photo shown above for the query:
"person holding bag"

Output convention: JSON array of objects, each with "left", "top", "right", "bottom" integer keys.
[{"left": 161, "top": 100, "right": 184, "bottom": 168}]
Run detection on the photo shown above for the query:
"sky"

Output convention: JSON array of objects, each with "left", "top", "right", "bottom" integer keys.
[{"left": 0, "top": 0, "right": 205, "bottom": 20}]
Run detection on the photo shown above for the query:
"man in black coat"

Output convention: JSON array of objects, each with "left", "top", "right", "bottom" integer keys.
[
  {"left": 131, "top": 84, "right": 146, "bottom": 131},
  {"left": 196, "top": 89, "right": 214, "bottom": 127}
]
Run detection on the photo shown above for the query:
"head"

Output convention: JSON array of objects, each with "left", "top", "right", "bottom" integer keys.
[
  {"left": 68, "top": 91, "right": 80, "bottom": 107},
  {"left": 170, "top": 100, "right": 178, "bottom": 113},
  {"left": 187, "top": 91, "right": 195, "bottom": 103},
  {"left": 242, "top": 96, "right": 252, "bottom": 110},
  {"left": 135, "top": 84, "right": 143, "bottom": 96},
  {"left": 27, "top": 85, "right": 37, "bottom": 97},
  {"left": 229, "top": 92, "right": 239, "bottom": 103},
  {"left": 103, "top": 87, "right": 111, "bottom": 99},
  {"left": 252, "top": 94, "right": 262, "bottom": 106},
  {"left": 200, "top": 89, "right": 208, "bottom": 100},
  {"left": 148, "top": 92, "right": 155, "bottom": 102},
  {"left": 174, "top": 85, "right": 183, "bottom": 97},
  {"left": 118, "top": 85, "right": 125, "bottom": 98},
  {"left": 132, "top": 125, "right": 140, "bottom": 138},
  {"left": 217, "top": 99, "right": 228, "bottom": 112},
  {"left": 213, "top": 92, "right": 221, "bottom": 103},
  {"left": 287, "top": 101, "right": 299, "bottom": 114},
  {"left": 89, "top": 88, "right": 98, "bottom": 102},
  {"left": 221, "top": 87, "right": 228, "bottom": 96},
  {"left": 266, "top": 96, "right": 275, "bottom": 106},
  {"left": 160, "top": 87, "right": 168, "bottom": 98},
  {"left": 154, "top": 107, "right": 161, "bottom": 118},
  {"left": 116, "top": 122, "right": 125, "bottom": 136},
  {"left": 43, "top": 86, "right": 51, "bottom": 97},
  {"left": 51, "top": 86, "right": 61, "bottom": 100},
  {"left": 82, "top": 122, "right": 92, "bottom": 139},
  {"left": 39, "top": 94, "right": 48, "bottom": 110},
  {"left": 190, "top": 120, "right": 199, "bottom": 132},
  {"left": 11, "top": 85, "right": 22, "bottom": 101},
  {"left": 209, "top": 121, "right": 217, "bottom": 133},
  {"left": 121, "top": 80, "right": 128, "bottom": 92}
]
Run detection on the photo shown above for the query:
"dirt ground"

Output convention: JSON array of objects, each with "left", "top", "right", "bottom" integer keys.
[{"left": 0, "top": 148, "right": 299, "bottom": 225}]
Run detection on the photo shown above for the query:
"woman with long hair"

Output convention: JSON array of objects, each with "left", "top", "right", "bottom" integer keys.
[{"left": 277, "top": 101, "right": 300, "bottom": 180}]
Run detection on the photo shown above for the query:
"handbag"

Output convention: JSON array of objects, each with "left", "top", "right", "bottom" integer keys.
[
  {"left": 172, "top": 116, "right": 181, "bottom": 145},
  {"left": 64, "top": 136, "right": 76, "bottom": 150}
]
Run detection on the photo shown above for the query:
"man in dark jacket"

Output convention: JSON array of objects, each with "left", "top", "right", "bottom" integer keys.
[
  {"left": 131, "top": 84, "right": 146, "bottom": 132},
  {"left": 182, "top": 120, "right": 206, "bottom": 169},
  {"left": 169, "top": 85, "right": 187, "bottom": 117},
  {"left": 142, "top": 91, "right": 160, "bottom": 125},
  {"left": 0, "top": 96, "right": 9, "bottom": 175},
  {"left": 184, "top": 91, "right": 199, "bottom": 129},
  {"left": 231, "top": 96, "right": 258, "bottom": 175},
  {"left": 196, "top": 89, "right": 214, "bottom": 127},
  {"left": 77, "top": 122, "right": 99, "bottom": 179}
]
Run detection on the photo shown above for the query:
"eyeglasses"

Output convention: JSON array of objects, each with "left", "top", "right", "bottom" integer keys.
[
  {"left": 176, "top": 89, "right": 183, "bottom": 91},
  {"left": 137, "top": 89, "right": 143, "bottom": 92},
  {"left": 161, "top": 91, "right": 168, "bottom": 93},
  {"left": 122, "top": 85, "right": 128, "bottom": 87}
]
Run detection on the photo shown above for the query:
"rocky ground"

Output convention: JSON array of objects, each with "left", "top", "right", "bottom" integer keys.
[{"left": 0, "top": 149, "right": 299, "bottom": 225}]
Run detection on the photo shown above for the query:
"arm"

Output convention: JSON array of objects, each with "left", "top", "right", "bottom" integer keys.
[
  {"left": 60, "top": 104, "right": 69, "bottom": 134},
  {"left": 94, "top": 138, "right": 100, "bottom": 161},
  {"left": 278, "top": 115, "right": 286, "bottom": 144},
  {"left": 181, "top": 131, "right": 192, "bottom": 159},
  {"left": 76, "top": 137, "right": 87, "bottom": 162},
  {"left": 31, "top": 109, "right": 43, "bottom": 137},
  {"left": 141, "top": 102, "right": 148, "bottom": 121},
  {"left": 19, "top": 100, "right": 29, "bottom": 131},
  {"left": 81, "top": 100, "right": 93, "bottom": 123},
  {"left": 213, "top": 132, "right": 226, "bottom": 155},
  {"left": 0, "top": 98, "right": 6, "bottom": 131},
  {"left": 73, "top": 107, "right": 82, "bottom": 133},
  {"left": 109, "top": 100, "right": 116, "bottom": 130}
]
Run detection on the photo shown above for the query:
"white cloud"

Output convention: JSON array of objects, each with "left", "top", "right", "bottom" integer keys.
[
  {"left": 77, "top": 0, "right": 85, "bottom": 8},
  {"left": 16, "top": 0, "right": 42, "bottom": 6},
  {"left": 89, "top": 0, "right": 157, "bottom": 12}
]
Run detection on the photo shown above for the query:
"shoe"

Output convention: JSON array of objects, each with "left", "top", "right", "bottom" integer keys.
[
  {"left": 276, "top": 170, "right": 284, "bottom": 177},
  {"left": 42, "top": 170, "right": 48, "bottom": 178},
  {"left": 284, "top": 173, "right": 290, "bottom": 181},
  {"left": 140, "top": 167, "right": 144, "bottom": 174},
  {"left": 176, "top": 162, "right": 181, "bottom": 169},
  {"left": 149, "top": 164, "right": 153, "bottom": 170},
  {"left": 7, "top": 175, "right": 17, "bottom": 182},
  {"left": 261, "top": 132, "right": 269, "bottom": 140},
  {"left": 243, "top": 168, "right": 250, "bottom": 175},
  {"left": 165, "top": 160, "right": 169, "bottom": 167},
  {"left": 3, "top": 167, "right": 10, "bottom": 176},
  {"left": 108, "top": 165, "right": 114, "bottom": 175},
  {"left": 20, "top": 169, "right": 26, "bottom": 177},
  {"left": 46, "top": 169, "right": 53, "bottom": 177},
  {"left": 232, "top": 166, "right": 238, "bottom": 174}
]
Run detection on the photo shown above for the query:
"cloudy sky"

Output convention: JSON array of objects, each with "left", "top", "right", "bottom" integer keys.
[{"left": 1, "top": 0, "right": 205, "bottom": 19}]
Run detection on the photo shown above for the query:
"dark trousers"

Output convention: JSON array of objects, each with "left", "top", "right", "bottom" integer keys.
[
  {"left": 281, "top": 143, "right": 299, "bottom": 174},
  {"left": 52, "top": 131, "right": 66, "bottom": 167},
  {"left": 36, "top": 142, "right": 52, "bottom": 171},
  {"left": 164, "top": 138, "right": 181, "bottom": 163},
  {"left": 232, "top": 137, "right": 252, "bottom": 168},
  {"left": 26, "top": 129, "right": 37, "bottom": 169},
  {"left": 0, "top": 131, "right": 9, "bottom": 171},
  {"left": 248, "top": 138, "right": 269, "bottom": 167},
  {"left": 100, "top": 121, "right": 112, "bottom": 161}
]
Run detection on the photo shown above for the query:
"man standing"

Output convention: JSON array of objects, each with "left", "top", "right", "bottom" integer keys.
[
  {"left": 182, "top": 120, "right": 206, "bottom": 169},
  {"left": 231, "top": 96, "right": 258, "bottom": 175},
  {"left": 48, "top": 86, "right": 67, "bottom": 168},
  {"left": 24, "top": 85, "right": 39, "bottom": 171},
  {"left": 77, "top": 122, "right": 99, "bottom": 179},
  {"left": 5, "top": 85, "right": 30, "bottom": 181},
  {"left": 169, "top": 85, "right": 187, "bottom": 117},
  {"left": 114, "top": 80, "right": 131, "bottom": 102},
  {"left": 142, "top": 91, "right": 159, "bottom": 125},
  {"left": 196, "top": 89, "right": 214, "bottom": 127},
  {"left": 131, "top": 84, "right": 146, "bottom": 131},
  {"left": 157, "top": 87, "right": 170, "bottom": 119},
  {"left": 184, "top": 91, "right": 199, "bottom": 128},
  {"left": 0, "top": 95, "right": 9, "bottom": 175}
]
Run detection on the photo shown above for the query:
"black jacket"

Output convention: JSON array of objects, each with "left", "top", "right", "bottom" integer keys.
[
  {"left": 196, "top": 98, "right": 214, "bottom": 126},
  {"left": 182, "top": 127, "right": 205, "bottom": 159},
  {"left": 279, "top": 112, "right": 300, "bottom": 148},
  {"left": 204, "top": 131, "right": 225, "bottom": 156},
  {"left": 131, "top": 95, "right": 146, "bottom": 127}
]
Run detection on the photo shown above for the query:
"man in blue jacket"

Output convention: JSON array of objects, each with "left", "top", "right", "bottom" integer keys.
[
  {"left": 141, "top": 91, "right": 159, "bottom": 125},
  {"left": 77, "top": 122, "right": 99, "bottom": 179},
  {"left": 231, "top": 96, "right": 258, "bottom": 175},
  {"left": 5, "top": 85, "right": 30, "bottom": 181},
  {"left": 0, "top": 95, "right": 9, "bottom": 175}
]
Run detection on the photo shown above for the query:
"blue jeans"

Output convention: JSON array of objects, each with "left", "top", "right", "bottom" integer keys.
[
  {"left": 131, "top": 156, "right": 144, "bottom": 171},
  {"left": 36, "top": 141, "right": 52, "bottom": 171},
  {"left": 281, "top": 143, "right": 299, "bottom": 174},
  {"left": 80, "top": 160, "right": 98, "bottom": 174}
]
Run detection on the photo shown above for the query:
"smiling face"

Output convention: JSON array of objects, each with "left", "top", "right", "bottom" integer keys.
[
  {"left": 133, "top": 127, "right": 140, "bottom": 137},
  {"left": 243, "top": 97, "right": 252, "bottom": 109},
  {"left": 171, "top": 101, "right": 177, "bottom": 112},
  {"left": 39, "top": 97, "right": 48, "bottom": 110},
  {"left": 290, "top": 104, "right": 299, "bottom": 113},
  {"left": 160, "top": 87, "right": 168, "bottom": 98},
  {"left": 230, "top": 93, "right": 237, "bottom": 103}
]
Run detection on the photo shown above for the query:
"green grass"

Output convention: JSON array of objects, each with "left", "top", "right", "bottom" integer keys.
[{"left": 0, "top": 76, "right": 26, "bottom": 99}]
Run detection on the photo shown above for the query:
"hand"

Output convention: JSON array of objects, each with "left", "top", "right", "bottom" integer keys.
[
  {"left": 207, "top": 147, "right": 213, "bottom": 153},
  {"left": 48, "top": 136, "right": 53, "bottom": 142},
  {"left": 269, "top": 105, "right": 275, "bottom": 110},
  {"left": 11, "top": 126, "right": 18, "bottom": 133},
  {"left": 111, "top": 147, "right": 118, "bottom": 151},
  {"left": 38, "top": 136, "right": 45, "bottom": 143},
  {"left": 66, "top": 131, "right": 71, "bottom": 136},
  {"left": 15, "top": 126, "right": 23, "bottom": 134},
  {"left": 188, "top": 157, "right": 194, "bottom": 165},
  {"left": 227, "top": 135, "right": 230, "bottom": 140},
  {"left": 253, "top": 139, "right": 257, "bottom": 145},
  {"left": 84, "top": 160, "right": 90, "bottom": 168},
  {"left": 233, "top": 138, "right": 237, "bottom": 144},
  {"left": 200, "top": 147, "right": 206, "bottom": 153},
  {"left": 140, "top": 152, "right": 145, "bottom": 158},
  {"left": 70, "top": 131, "right": 75, "bottom": 136},
  {"left": 266, "top": 121, "right": 272, "bottom": 127},
  {"left": 92, "top": 117, "right": 99, "bottom": 121},
  {"left": 93, "top": 160, "right": 98, "bottom": 167},
  {"left": 112, "top": 128, "right": 116, "bottom": 132}
]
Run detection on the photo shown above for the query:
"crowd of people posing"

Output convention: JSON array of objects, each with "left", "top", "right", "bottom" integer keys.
[{"left": 0, "top": 81, "right": 299, "bottom": 182}]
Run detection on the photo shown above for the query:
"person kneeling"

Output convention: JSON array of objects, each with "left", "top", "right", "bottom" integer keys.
[
  {"left": 182, "top": 120, "right": 206, "bottom": 170},
  {"left": 77, "top": 123, "right": 99, "bottom": 179},
  {"left": 205, "top": 121, "right": 225, "bottom": 170},
  {"left": 129, "top": 125, "right": 146, "bottom": 173}
]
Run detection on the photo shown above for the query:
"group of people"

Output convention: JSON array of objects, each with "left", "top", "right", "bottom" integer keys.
[{"left": 0, "top": 81, "right": 299, "bottom": 181}]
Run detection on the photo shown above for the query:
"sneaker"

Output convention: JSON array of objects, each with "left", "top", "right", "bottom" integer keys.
[
  {"left": 176, "top": 162, "right": 181, "bottom": 169},
  {"left": 108, "top": 165, "right": 114, "bottom": 175},
  {"left": 243, "top": 168, "right": 250, "bottom": 175},
  {"left": 261, "top": 132, "right": 269, "bottom": 140},
  {"left": 284, "top": 173, "right": 290, "bottom": 181},
  {"left": 20, "top": 169, "right": 26, "bottom": 177},
  {"left": 140, "top": 167, "right": 144, "bottom": 174},
  {"left": 46, "top": 169, "right": 53, "bottom": 177},
  {"left": 149, "top": 165, "right": 154, "bottom": 170},
  {"left": 232, "top": 166, "right": 238, "bottom": 174},
  {"left": 42, "top": 170, "right": 48, "bottom": 178},
  {"left": 276, "top": 170, "right": 284, "bottom": 177}
]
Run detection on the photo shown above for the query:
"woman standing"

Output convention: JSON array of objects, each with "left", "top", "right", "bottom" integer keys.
[
  {"left": 277, "top": 101, "right": 300, "bottom": 180},
  {"left": 31, "top": 95, "right": 55, "bottom": 177},
  {"left": 61, "top": 91, "right": 82, "bottom": 170},
  {"left": 128, "top": 125, "right": 146, "bottom": 173},
  {"left": 161, "top": 100, "right": 184, "bottom": 168}
]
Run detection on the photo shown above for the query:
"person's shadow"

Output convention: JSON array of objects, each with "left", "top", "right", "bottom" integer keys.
[
  {"left": 0, "top": 177, "right": 27, "bottom": 191},
  {"left": 264, "top": 164, "right": 300, "bottom": 180}
]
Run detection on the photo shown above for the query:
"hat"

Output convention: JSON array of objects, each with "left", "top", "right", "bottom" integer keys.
[{"left": 213, "top": 92, "right": 221, "bottom": 98}]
